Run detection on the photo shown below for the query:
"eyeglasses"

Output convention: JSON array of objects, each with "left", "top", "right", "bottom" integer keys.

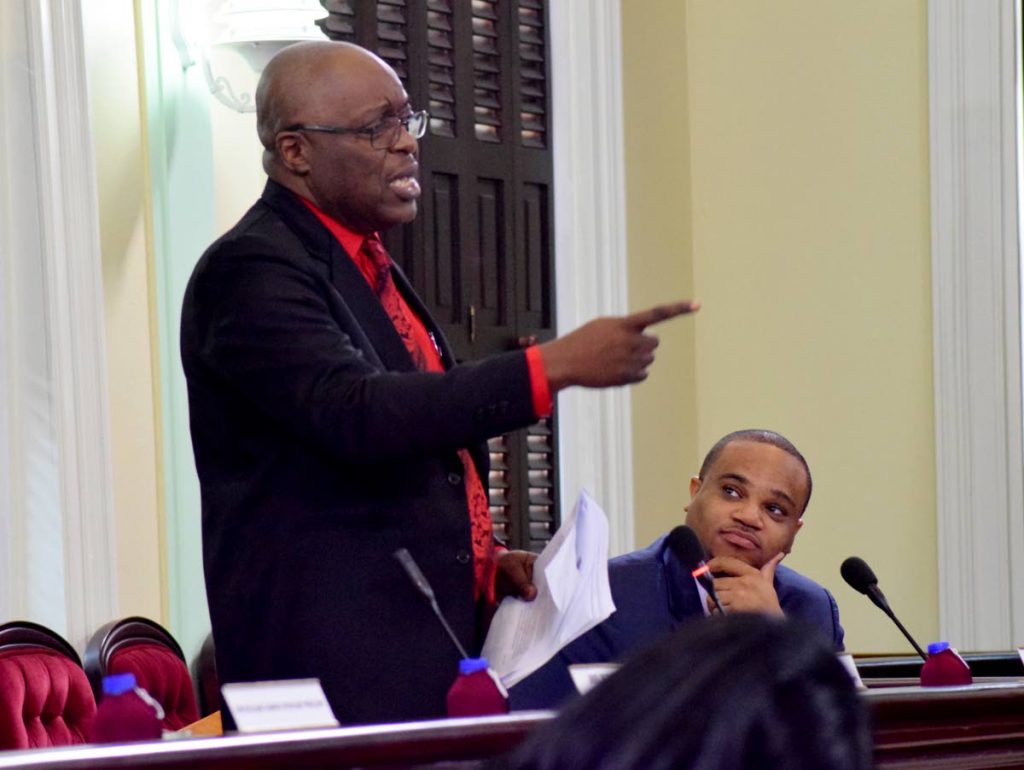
[{"left": 285, "top": 110, "right": 429, "bottom": 149}]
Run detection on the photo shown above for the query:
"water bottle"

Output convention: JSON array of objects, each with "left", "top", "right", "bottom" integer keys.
[
  {"left": 90, "top": 673, "right": 164, "bottom": 743},
  {"left": 919, "top": 641, "right": 973, "bottom": 686},
  {"left": 446, "top": 657, "right": 508, "bottom": 717}
]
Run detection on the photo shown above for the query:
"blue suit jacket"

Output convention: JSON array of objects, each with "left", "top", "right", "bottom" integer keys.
[{"left": 509, "top": 534, "right": 844, "bottom": 710}]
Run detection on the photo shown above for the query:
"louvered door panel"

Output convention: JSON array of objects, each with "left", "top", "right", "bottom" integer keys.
[
  {"left": 517, "top": 0, "right": 546, "bottom": 148},
  {"left": 425, "top": 172, "right": 462, "bottom": 325},
  {"left": 466, "top": 176, "right": 512, "bottom": 355},
  {"left": 461, "top": 0, "right": 518, "bottom": 363},
  {"left": 318, "top": 0, "right": 558, "bottom": 553},
  {"left": 510, "top": 0, "right": 554, "bottom": 347},
  {"left": 518, "top": 181, "right": 551, "bottom": 331},
  {"left": 488, "top": 418, "right": 557, "bottom": 551},
  {"left": 487, "top": 434, "right": 512, "bottom": 542},
  {"left": 316, "top": 0, "right": 356, "bottom": 40},
  {"left": 427, "top": 1, "right": 456, "bottom": 137},
  {"left": 475, "top": 179, "right": 506, "bottom": 318},
  {"left": 471, "top": 0, "right": 502, "bottom": 142},
  {"left": 525, "top": 417, "right": 557, "bottom": 547},
  {"left": 376, "top": 0, "right": 410, "bottom": 79}
]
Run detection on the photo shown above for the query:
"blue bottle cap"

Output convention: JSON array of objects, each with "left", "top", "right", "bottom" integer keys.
[
  {"left": 102, "top": 672, "right": 137, "bottom": 696},
  {"left": 459, "top": 657, "right": 490, "bottom": 675},
  {"left": 927, "top": 641, "right": 950, "bottom": 655}
]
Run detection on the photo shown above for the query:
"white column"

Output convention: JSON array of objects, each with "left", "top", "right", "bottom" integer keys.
[
  {"left": 550, "top": 0, "right": 634, "bottom": 555},
  {"left": 0, "top": 0, "right": 117, "bottom": 646},
  {"left": 929, "top": 0, "right": 1024, "bottom": 647}
]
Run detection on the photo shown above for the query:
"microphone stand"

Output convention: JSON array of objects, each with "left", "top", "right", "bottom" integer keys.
[{"left": 870, "top": 587, "right": 927, "bottom": 661}]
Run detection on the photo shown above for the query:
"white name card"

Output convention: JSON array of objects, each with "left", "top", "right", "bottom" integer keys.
[
  {"left": 837, "top": 653, "right": 866, "bottom": 690},
  {"left": 568, "top": 663, "right": 620, "bottom": 695},
  {"left": 221, "top": 678, "right": 339, "bottom": 733}
]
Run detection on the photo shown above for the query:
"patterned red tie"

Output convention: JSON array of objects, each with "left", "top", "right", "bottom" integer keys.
[
  {"left": 361, "top": 236, "right": 498, "bottom": 601},
  {"left": 362, "top": 236, "right": 429, "bottom": 370}
]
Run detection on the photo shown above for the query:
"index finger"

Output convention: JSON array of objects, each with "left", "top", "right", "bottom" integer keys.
[
  {"left": 706, "top": 555, "right": 758, "bottom": 577},
  {"left": 624, "top": 300, "right": 701, "bottom": 330},
  {"left": 760, "top": 551, "right": 785, "bottom": 582}
]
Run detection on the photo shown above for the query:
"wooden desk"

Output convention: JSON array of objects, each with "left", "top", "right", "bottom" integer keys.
[
  {"left": 0, "top": 713, "right": 543, "bottom": 770},
  {"left": 1, "top": 683, "right": 1022, "bottom": 769},
  {"left": 867, "top": 681, "right": 1024, "bottom": 768}
]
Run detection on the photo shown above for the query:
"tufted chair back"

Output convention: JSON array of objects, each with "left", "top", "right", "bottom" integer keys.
[
  {"left": 85, "top": 617, "right": 199, "bottom": 731},
  {"left": 0, "top": 621, "right": 96, "bottom": 749}
]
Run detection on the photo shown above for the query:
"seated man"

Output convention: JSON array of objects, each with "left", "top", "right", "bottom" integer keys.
[{"left": 509, "top": 429, "right": 844, "bottom": 710}]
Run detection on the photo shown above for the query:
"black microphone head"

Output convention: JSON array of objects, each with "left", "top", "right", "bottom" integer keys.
[
  {"left": 667, "top": 525, "right": 725, "bottom": 613},
  {"left": 840, "top": 556, "right": 923, "bottom": 659},
  {"left": 840, "top": 556, "right": 879, "bottom": 595},
  {"left": 667, "top": 525, "right": 707, "bottom": 570}
]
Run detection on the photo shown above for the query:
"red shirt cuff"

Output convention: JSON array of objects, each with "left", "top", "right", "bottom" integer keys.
[{"left": 525, "top": 345, "right": 553, "bottom": 418}]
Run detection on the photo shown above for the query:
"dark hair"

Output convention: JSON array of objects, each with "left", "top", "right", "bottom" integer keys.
[
  {"left": 699, "top": 429, "right": 813, "bottom": 514},
  {"left": 496, "top": 615, "right": 871, "bottom": 770}
]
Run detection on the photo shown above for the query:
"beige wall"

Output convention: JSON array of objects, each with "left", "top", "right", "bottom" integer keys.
[
  {"left": 622, "top": 3, "right": 702, "bottom": 550},
  {"left": 623, "top": 1, "right": 937, "bottom": 653},
  {"left": 83, "top": 1, "right": 165, "bottom": 622}
]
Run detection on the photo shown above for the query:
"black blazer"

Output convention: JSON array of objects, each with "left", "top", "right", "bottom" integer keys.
[{"left": 181, "top": 179, "right": 536, "bottom": 724}]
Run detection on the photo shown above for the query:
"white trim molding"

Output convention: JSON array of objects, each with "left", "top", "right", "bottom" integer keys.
[
  {"left": 929, "top": 0, "right": 1024, "bottom": 647},
  {"left": 550, "top": 0, "right": 634, "bottom": 555},
  {"left": 23, "top": 0, "right": 118, "bottom": 645}
]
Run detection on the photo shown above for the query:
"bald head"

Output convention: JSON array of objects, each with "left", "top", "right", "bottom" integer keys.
[{"left": 256, "top": 41, "right": 399, "bottom": 170}]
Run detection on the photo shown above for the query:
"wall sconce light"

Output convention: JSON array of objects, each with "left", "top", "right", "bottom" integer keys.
[{"left": 177, "top": 0, "right": 326, "bottom": 113}]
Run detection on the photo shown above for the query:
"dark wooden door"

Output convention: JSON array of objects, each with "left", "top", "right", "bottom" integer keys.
[{"left": 318, "top": 0, "right": 558, "bottom": 551}]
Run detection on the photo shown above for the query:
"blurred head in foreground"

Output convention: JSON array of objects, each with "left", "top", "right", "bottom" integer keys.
[{"left": 496, "top": 614, "right": 871, "bottom": 770}]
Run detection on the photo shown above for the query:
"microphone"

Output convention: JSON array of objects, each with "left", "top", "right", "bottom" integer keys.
[
  {"left": 393, "top": 548, "right": 469, "bottom": 659},
  {"left": 840, "top": 556, "right": 927, "bottom": 661},
  {"left": 667, "top": 525, "right": 725, "bottom": 615}
]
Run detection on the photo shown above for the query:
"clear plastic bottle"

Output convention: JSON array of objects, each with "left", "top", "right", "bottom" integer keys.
[
  {"left": 90, "top": 672, "right": 164, "bottom": 743},
  {"left": 446, "top": 657, "right": 508, "bottom": 717},
  {"left": 919, "top": 641, "right": 973, "bottom": 686}
]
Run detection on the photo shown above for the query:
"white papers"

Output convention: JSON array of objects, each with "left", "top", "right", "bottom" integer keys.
[
  {"left": 836, "top": 653, "right": 866, "bottom": 690},
  {"left": 221, "top": 679, "right": 339, "bottom": 733},
  {"left": 568, "top": 663, "right": 620, "bottom": 695},
  {"left": 482, "top": 489, "right": 616, "bottom": 687}
]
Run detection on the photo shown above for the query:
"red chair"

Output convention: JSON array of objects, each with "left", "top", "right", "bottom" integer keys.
[
  {"left": 85, "top": 617, "right": 199, "bottom": 731},
  {"left": 0, "top": 621, "right": 96, "bottom": 749}
]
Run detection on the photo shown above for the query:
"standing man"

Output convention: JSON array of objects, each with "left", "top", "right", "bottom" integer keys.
[
  {"left": 510, "top": 429, "right": 844, "bottom": 709},
  {"left": 180, "top": 40, "right": 697, "bottom": 725}
]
